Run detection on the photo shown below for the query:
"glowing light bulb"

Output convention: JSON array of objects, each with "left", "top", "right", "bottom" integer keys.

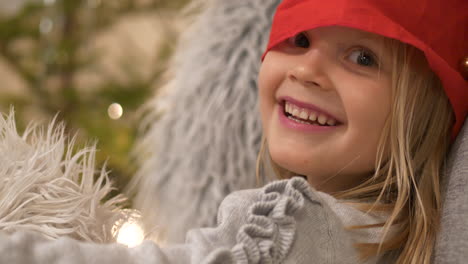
[
  {"left": 116, "top": 222, "right": 144, "bottom": 247},
  {"left": 112, "top": 209, "right": 145, "bottom": 248},
  {"left": 108, "top": 103, "right": 123, "bottom": 120},
  {"left": 39, "top": 18, "right": 54, "bottom": 34}
]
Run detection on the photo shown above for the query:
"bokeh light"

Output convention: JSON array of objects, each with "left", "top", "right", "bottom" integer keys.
[
  {"left": 112, "top": 209, "right": 145, "bottom": 248},
  {"left": 108, "top": 103, "right": 123, "bottom": 120},
  {"left": 43, "top": 0, "right": 56, "bottom": 5},
  {"left": 39, "top": 17, "right": 53, "bottom": 34}
]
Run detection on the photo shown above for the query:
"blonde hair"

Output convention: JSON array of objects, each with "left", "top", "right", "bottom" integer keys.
[{"left": 256, "top": 39, "right": 455, "bottom": 263}]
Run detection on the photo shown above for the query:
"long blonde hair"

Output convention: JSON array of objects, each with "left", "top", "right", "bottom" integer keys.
[{"left": 256, "top": 39, "right": 455, "bottom": 263}]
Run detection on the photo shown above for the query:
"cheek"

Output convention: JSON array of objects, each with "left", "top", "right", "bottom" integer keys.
[
  {"left": 341, "top": 71, "right": 391, "bottom": 121},
  {"left": 258, "top": 68, "right": 272, "bottom": 135},
  {"left": 341, "top": 77, "right": 392, "bottom": 164},
  {"left": 258, "top": 65, "right": 273, "bottom": 106},
  {"left": 258, "top": 53, "right": 289, "bottom": 91},
  {"left": 258, "top": 55, "right": 285, "bottom": 133},
  {"left": 347, "top": 87, "right": 390, "bottom": 123}
]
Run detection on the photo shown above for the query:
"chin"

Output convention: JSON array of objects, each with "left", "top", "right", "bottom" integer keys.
[{"left": 269, "top": 147, "right": 322, "bottom": 180}]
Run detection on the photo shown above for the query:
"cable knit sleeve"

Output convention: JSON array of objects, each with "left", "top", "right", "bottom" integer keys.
[{"left": 0, "top": 177, "right": 362, "bottom": 264}]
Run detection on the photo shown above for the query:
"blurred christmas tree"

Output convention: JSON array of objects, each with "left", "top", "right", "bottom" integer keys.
[{"left": 0, "top": 0, "right": 190, "bottom": 200}]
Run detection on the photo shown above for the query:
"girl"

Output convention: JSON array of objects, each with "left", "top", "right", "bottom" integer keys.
[{"left": 0, "top": 0, "right": 466, "bottom": 263}]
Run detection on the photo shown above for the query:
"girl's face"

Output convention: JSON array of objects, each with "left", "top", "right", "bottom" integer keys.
[{"left": 259, "top": 26, "right": 393, "bottom": 192}]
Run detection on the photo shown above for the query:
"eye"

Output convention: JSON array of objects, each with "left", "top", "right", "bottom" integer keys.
[
  {"left": 347, "top": 49, "right": 379, "bottom": 67},
  {"left": 288, "top": 32, "right": 310, "bottom": 48}
]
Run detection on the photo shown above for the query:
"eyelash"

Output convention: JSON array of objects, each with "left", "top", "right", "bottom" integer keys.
[{"left": 286, "top": 33, "right": 380, "bottom": 68}]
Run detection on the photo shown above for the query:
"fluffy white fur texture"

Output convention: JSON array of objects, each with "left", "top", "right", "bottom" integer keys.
[{"left": 0, "top": 110, "right": 125, "bottom": 243}]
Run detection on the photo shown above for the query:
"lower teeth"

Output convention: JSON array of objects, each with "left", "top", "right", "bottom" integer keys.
[{"left": 287, "top": 115, "right": 324, "bottom": 126}]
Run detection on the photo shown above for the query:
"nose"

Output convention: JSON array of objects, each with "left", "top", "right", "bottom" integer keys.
[{"left": 286, "top": 50, "right": 330, "bottom": 89}]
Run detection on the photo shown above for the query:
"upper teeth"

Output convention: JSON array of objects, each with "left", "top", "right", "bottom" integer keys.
[{"left": 285, "top": 101, "right": 337, "bottom": 126}]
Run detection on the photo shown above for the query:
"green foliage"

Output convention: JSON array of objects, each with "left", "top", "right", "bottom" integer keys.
[{"left": 0, "top": 0, "right": 190, "bottom": 200}]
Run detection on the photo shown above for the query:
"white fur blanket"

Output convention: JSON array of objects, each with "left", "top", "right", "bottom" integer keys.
[{"left": 0, "top": 110, "right": 125, "bottom": 243}]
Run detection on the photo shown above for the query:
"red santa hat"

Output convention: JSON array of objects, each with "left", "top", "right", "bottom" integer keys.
[{"left": 263, "top": 0, "right": 468, "bottom": 138}]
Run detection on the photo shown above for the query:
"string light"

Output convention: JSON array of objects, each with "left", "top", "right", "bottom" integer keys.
[
  {"left": 108, "top": 103, "right": 123, "bottom": 120},
  {"left": 39, "top": 17, "right": 54, "bottom": 35},
  {"left": 112, "top": 209, "right": 145, "bottom": 248}
]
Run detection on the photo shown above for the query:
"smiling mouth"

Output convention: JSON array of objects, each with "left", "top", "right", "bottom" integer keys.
[{"left": 282, "top": 100, "right": 341, "bottom": 127}]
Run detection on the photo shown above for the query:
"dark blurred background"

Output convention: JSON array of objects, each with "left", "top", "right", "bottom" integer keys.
[{"left": 0, "top": 0, "right": 191, "bottom": 199}]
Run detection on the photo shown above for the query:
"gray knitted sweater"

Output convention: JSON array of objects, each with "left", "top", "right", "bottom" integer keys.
[{"left": 0, "top": 177, "right": 394, "bottom": 263}]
